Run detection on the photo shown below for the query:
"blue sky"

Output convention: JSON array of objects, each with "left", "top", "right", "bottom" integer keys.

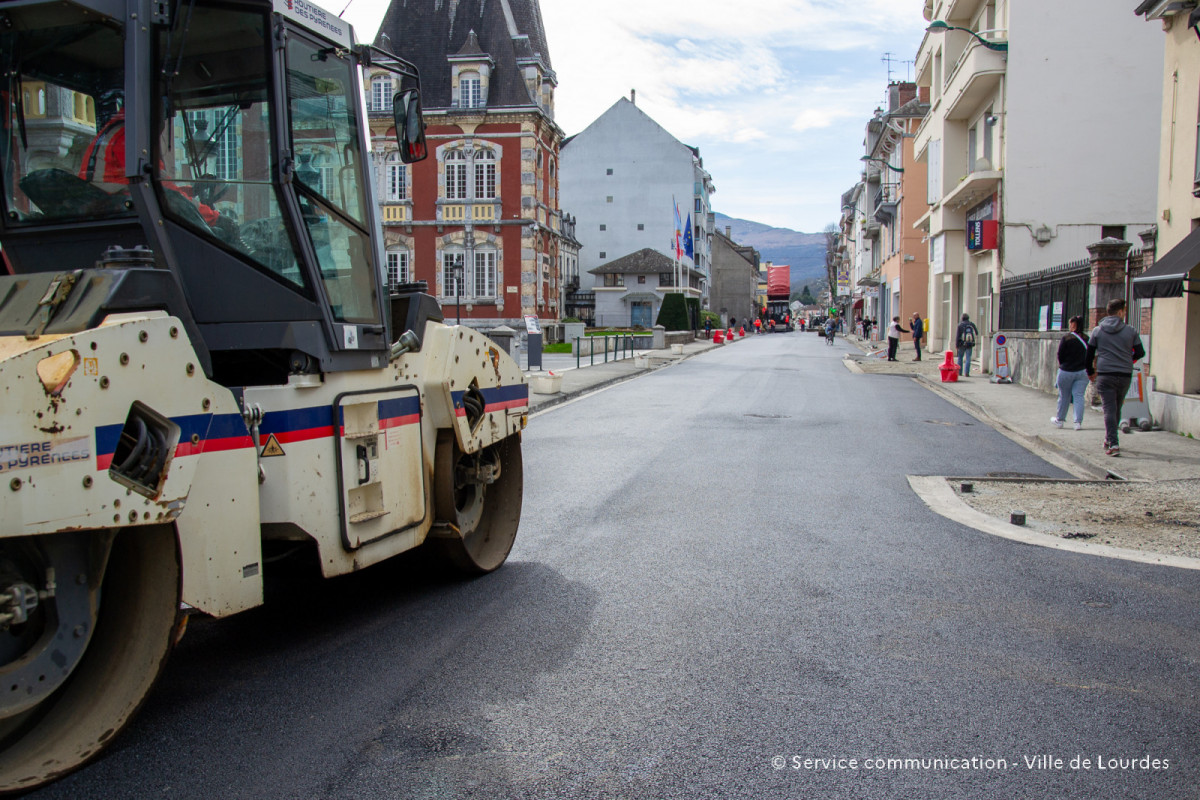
[{"left": 342, "top": 0, "right": 929, "bottom": 234}]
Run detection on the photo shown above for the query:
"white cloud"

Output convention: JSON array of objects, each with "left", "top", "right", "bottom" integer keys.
[{"left": 340, "top": 0, "right": 929, "bottom": 231}]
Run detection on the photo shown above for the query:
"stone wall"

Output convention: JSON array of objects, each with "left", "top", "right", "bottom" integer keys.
[{"left": 998, "top": 331, "right": 1063, "bottom": 394}]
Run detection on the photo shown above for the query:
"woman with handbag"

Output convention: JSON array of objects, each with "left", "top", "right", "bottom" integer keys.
[{"left": 1051, "top": 315, "right": 1089, "bottom": 430}]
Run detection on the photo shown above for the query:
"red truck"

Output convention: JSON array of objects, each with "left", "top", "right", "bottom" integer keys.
[{"left": 765, "top": 264, "right": 793, "bottom": 332}]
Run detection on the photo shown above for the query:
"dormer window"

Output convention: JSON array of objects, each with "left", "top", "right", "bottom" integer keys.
[
  {"left": 370, "top": 75, "right": 393, "bottom": 112},
  {"left": 460, "top": 71, "right": 483, "bottom": 108}
]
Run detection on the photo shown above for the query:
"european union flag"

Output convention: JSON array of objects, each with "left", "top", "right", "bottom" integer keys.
[{"left": 683, "top": 214, "right": 693, "bottom": 260}]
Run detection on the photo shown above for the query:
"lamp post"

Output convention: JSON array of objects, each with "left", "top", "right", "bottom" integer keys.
[
  {"left": 454, "top": 260, "right": 464, "bottom": 325},
  {"left": 925, "top": 20, "right": 1008, "bottom": 52},
  {"left": 860, "top": 156, "right": 904, "bottom": 173}
]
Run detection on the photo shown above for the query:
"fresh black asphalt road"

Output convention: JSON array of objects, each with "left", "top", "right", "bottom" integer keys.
[{"left": 33, "top": 332, "right": 1200, "bottom": 799}]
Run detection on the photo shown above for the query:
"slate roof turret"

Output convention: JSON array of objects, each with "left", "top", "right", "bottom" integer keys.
[{"left": 374, "top": 0, "right": 554, "bottom": 111}]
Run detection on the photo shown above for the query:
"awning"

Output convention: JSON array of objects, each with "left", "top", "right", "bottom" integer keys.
[
  {"left": 1133, "top": 225, "right": 1200, "bottom": 298},
  {"left": 852, "top": 298, "right": 864, "bottom": 309},
  {"left": 621, "top": 292, "right": 659, "bottom": 304}
]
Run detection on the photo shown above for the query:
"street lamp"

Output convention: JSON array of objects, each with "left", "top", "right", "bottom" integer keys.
[
  {"left": 860, "top": 156, "right": 904, "bottom": 173},
  {"left": 925, "top": 20, "right": 1008, "bottom": 52},
  {"left": 453, "top": 260, "right": 464, "bottom": 325}
]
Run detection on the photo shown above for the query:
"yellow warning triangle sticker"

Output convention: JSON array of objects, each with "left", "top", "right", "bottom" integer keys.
[{"left": 261, "top": 434, "right": 286, "bottom": 458}]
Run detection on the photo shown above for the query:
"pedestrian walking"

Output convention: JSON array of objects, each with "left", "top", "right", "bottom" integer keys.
[
  {"left": 1085, "top": 299, "right": 1146, "bottom": 457},
  {"left": 886, "top": 316, "right": 907, "bottom": 361},
  {"left": 1051, "top": 315, "right": 1089, "bottom": 430},
  {"left": 911, "top": 312, "right": 924, "bottom": 361},
  {"left": 704, "top": 318, "right": 712, "bottom": 338},
  {"left": 955, "top": 313, "right": 979, "bottom": 377}
]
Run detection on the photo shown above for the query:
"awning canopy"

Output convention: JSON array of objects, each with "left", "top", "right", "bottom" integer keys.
[
  {"left": 621, "top": 292, "right": 659, "bottom": 304},
  {"left": 1133, "top": 226, "right": 1200, "bottom": 299}
]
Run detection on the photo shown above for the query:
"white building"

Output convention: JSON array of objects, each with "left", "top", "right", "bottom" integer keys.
[
  {"left": 560, "top": 95, "right": 715, "bottom": 327},
  {"left": 913, "top": 0, "right": 1162, "bottom": 348}
]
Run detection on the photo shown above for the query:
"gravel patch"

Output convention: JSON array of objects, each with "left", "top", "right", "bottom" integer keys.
[{"left": 952, "top": 478, "right": 1200, "bottom": 561}]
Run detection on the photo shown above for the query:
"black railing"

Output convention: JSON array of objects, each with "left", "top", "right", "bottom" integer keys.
[{"left": 998, "top": 259, "right": 1091, "bottom": 331}]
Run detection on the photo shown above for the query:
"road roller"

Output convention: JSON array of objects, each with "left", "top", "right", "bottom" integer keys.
[{"left": 0, "top": 0, "right": 528, "bottom": 789}]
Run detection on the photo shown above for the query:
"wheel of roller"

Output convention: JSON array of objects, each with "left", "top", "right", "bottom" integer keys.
[
  {"left": 0, "top": 525, "right": 180, "bottom": 792},
  {"left": 433, "top": 432, "right": 523, "bottom": 575}
]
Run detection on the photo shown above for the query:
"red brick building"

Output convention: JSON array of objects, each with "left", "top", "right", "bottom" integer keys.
[{"left": 368, "top": 0, "right": 574, "bottom": 328}]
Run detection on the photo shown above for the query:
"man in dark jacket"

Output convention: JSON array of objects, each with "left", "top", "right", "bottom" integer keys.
[
  {"left": 1085, "top": 299, "right": 1146, "bottom": 457},
  {"left": 955, "top": 313, "right": 979, "bottom": 377},
  {"left": 911, "top": 312, "right": 924, "bottom": 361}
]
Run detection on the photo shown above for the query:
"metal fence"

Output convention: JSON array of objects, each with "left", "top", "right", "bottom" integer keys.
[
  {"left": 574, "top": 335, "right": 637, "bottom": 368},
  {"left": 998, "top": 259, "right": 1091, "bottom": 331}
]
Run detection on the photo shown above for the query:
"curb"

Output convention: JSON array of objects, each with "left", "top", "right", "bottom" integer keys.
[
  {"left": 916, "top": 375, "right": 1122, "bottom": 482},
  {"left": 529, "top": 344, "right": 719, "bottom": 414},
  {"left": 908, "top": 475, "right": 1200, "bottom": 571}
]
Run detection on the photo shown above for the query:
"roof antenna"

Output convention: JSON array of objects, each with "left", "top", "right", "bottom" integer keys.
[
  {"left": 339, "top": 0, "right": 353, "bottom": 16},
  {"left": 631, "top": 88, "right": 636, "bottom": 105}
]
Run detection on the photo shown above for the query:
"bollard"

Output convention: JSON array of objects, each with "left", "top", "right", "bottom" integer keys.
[
  {"left": 739, "top": 326, "right": 745, "bottom": 337},
  {"left": 939, "top": 350, "right": 959, "bottom": 382},
  {"left": 713, "top": 330, "right": 724, "bottom": 344}
]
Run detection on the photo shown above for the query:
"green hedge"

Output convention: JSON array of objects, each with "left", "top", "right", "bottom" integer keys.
[{"left": 656, "top": 293, "right": 690, "bottom": 331}]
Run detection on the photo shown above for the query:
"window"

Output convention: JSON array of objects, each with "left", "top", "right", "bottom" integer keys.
[
  {"left": 637, "top": 275, "right": 646, "bottom": 284},
  {"left": 385, "top": 153, "right": 407, "bottom": 200},
  {"left": 442, "top": 251, "right": 464, "bottom": 296},
  {"left": 459, "top": 71, "right": 482, "bottom": 108},
  {"left": 1194, "top": 84, "right": 1200, "bottom": 194},
  {"left": 606, "top": 168, "right": 613, "bottom": 175},
  {"left": 606, "top": 196, "right": 613, "bottom": 203},
  {"left": 370, "top": 75, "right": 394, "bottom": 112},
  {"left": 695, "top": 198, "right": 702, "bottom": 212},
  {"left": 474, "top": 148, "right": 496, "bottom": 199},
  {"left": 386, "top": 250, "right": 410, "bottom": 289},
  {"left": 660, "top": 273, "right": 675, "bottom": 287},
  {"left": 185, "top": 109, "right": 239, "bottom": 180},
  {"left": 968, "top": 126, "right": 977, "bottom": 171},
  {"left": 1101, "top": 225, "right": 1126, "bottom": 241},
  {"left": 445, "top": 150, "right": 467, "bottom": 199},
  {"left": 599, "top": 251, "right": 606, "bottom": 259},
  {"left": 603, "top": 273, "right": 623, "bottom": 287},
  {"left": 637, "top": 223, "right": 644, "bottom": 231},
  {"left": 474, "top": 250, "right": 496, "bottom": 297},
  {"left": 600, "top": 224, "right": 606, "bottom": 231}
]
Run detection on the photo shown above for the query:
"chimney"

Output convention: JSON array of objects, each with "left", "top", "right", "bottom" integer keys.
[
  {"left": 630, "top": 89, "right": 636, "bottom": 105},
  {"left": 725, "top": 226, "right": 731, "bottom": 238}
]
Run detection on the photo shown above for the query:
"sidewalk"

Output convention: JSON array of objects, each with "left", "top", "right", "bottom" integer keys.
[
  {"left": 524, "top": 335, "right": 729, "bottom": 411},
  {"left": 524, "top": 329, "right": 1200, "bottom": 484},
  {"left": 840, "top": 334, "right": 1200, "bottom": 482}
]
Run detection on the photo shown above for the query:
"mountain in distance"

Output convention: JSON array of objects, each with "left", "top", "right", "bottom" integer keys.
[{"left": 715, "top": 213, "right": 827, "bottom": 290}]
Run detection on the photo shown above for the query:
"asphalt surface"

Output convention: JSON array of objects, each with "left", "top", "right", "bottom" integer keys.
[{"left": 30, "top": 332, "right": 1200, "bottom": 799}]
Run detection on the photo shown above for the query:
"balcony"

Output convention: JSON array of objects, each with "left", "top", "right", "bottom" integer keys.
[
  {"left": 943, "top": 39, "right": 1006, "bottom": 121},
  {"left": 873, "top": 185, "right": 899, "bottom": 224},
  {"left": 942, "top": 167, "right": 1002, "bottom": 211}
]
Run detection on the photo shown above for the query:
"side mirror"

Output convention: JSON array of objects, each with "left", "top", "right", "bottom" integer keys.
[{"left": 393, "top": 90, "right": 428, "bottom": 164}]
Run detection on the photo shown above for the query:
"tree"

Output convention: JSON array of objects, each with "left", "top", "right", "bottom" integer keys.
[
  {"left": 798, "top": 285, "right": 816, "bottom": 306},
  {"left": 824, "top": 222, "right": 839, "bottom": 293}
]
